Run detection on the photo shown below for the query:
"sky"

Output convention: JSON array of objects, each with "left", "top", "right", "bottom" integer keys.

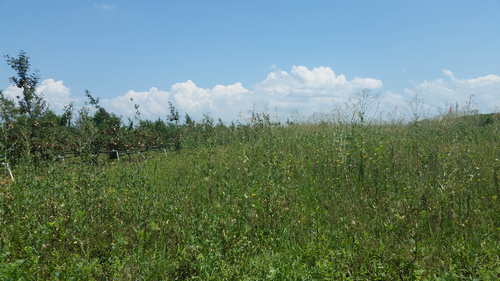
[{"left": 1, "top": 0, "right": 499, "bottom": 123}]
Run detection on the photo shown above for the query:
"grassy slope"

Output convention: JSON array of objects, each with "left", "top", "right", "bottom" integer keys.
[{"left": 1, "top": 114, "right": 500, "bottom": 280}]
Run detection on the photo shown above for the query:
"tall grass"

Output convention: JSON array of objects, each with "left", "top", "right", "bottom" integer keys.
[{"left": 1, "top": 111, "right": 500, "bottom": 279}]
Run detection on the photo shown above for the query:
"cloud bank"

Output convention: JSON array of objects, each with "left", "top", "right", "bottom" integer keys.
[
  {"left": 402, "top": 70, "right": 500, "bottom": 112},
  {"left": 2, "top": 66, "right": 499, "bottom": 122},
  {"left": 99, "top": 65, "right": 383, "bottom": 121}
]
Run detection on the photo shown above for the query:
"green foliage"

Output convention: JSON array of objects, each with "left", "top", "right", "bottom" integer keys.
[
  {"left": 1, "top": 107, "right": 500, "bottom": 279},
  {"left": 2, "top": 51, "right": 500, "bottom": 278},
  {"left": 4, "top": 50, "right": 46, "bottom": 119}
]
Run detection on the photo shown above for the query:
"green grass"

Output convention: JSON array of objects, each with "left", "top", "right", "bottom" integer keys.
[{"left": 1, "top": 114, "right": 500, "bottom": 280}]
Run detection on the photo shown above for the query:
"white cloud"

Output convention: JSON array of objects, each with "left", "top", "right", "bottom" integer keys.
[
  {"left": 380, "top": 90, "right": 406, "bottom": 109},
  {"left": 415, "top": 79, "right": 455, "bottom": 98},
  {"left": 256, "top": 66, "right": 382, "bottom": 98},
  {"left": 3, "top": 85, "right": 22, "bottom": 100},
  {"left": 443, "top": 70, "right": 500, "bottom": 88},
  {"left": 3, "top": 79, "right": 73, "bottom": 113},
  {"left": 171, "top": 81, "right": 213, "bottom": 112},
  {"left": 211, "top": 82, "right": 248, "bottom": 103},
  {"left": 402, "top": 70, "right": 500, "bottom": 112},
  {"left": 96, "top": 65, "right": 382, "bottom": 122},
  {"left": 94, "top": 3, "right": 116, "bottom": 10},
  {"left": 249, "top": 66, "right": 383, "bottom": 116},
  {"left": 4, "top": 67, "right": 498, "bottom": 123},
  {"left": 38, "top": 79, "right": 73, "bottom": 111},
  {"left": 100, "top": 81, "right": 249, "bottom": 120},
  {"left": 100, "top": 87, "right": 170, "bottom": 118},
  {"left": 172, "top": 80, "right": 249, "bottom": 112}
]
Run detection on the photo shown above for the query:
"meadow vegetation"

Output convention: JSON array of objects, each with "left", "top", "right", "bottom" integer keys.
[{"left": 1, "top": 51, "right": 500, "bottom": 279}]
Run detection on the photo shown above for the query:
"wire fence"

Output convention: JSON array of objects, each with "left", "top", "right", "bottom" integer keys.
[{"left": 2, "top": 147, "right": 168, "bottom": 182}]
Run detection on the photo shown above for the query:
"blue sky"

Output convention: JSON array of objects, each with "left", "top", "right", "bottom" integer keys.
[{"left": 1, "top": 0, "right": 499, "bottom": 122}]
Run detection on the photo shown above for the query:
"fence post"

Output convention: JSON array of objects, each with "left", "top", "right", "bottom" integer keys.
[
  {"left": 2, "top": 162, "right": 14, "bottom": 182},
  {"left": 138, "top": 151, "right": 145, "bottom": 159},
  {"left": 111, "top": 150, "right": 119, "bottom": 162}
]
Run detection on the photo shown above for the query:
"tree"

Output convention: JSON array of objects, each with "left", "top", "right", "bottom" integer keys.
[
  {"left": 167, "top": 101, "right": 180, "bottom": 125},
  {"left": 5, "top": 50, "right": 47, "bottom": 119}
]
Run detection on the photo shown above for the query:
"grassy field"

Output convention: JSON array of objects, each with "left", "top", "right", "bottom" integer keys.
[{"left": 1, "top": 113, "right": 500, "bottom": 280}]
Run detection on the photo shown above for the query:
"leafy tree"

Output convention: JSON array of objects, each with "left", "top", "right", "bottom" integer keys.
[
  {"left": 4, "top": 50, "right": 47, "bottom": 119},
  {"left": 60, "top": 102, "right": 74, "bottom": 126},
  {"left": 167, "top": 101, "right": 180, "bottom": 125},
  {"left": 185, "top": 112, "right": 194, "bottom": 127}
]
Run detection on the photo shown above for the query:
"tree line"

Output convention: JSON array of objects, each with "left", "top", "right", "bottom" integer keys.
[{"left": 0, "top": 50, "right": 271, "bottom": 165}]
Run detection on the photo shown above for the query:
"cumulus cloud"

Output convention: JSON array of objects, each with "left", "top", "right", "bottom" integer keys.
[
  {"left": 402, "top": 70, "right": 500, "bottom": 112},
  {"left": 100, "top": 81, "right": 249, "bottom": 120},
  {"left": 38, "top": 79, "right": 73, "bottom": 111},
  {"left": 173, "top": 81, "right": 249, "bottom": 112},
  {"left": 100, "top": 87, "right": 171, "bottom": 118},
  {"left": 380, "top": 90, "right": 406, "bottom": 111},
  {"left": 443, "top": 70, "right": 500, "bottom": 88},
  {"left": 97, "top": 65, "right": 383, "bottom": 122},
  {"left": 2, "top": 79, "right": 73, "bottom": 113},
  {"left": 251, "top": 66, "right": 383, "bottom": 114},
  {"left": 171, "top": 81, "right": 213, "bottom": 112},
  {"left": 2, "top": 85, "right": 22, "bottom": 100},
  {"left": 4, "top": 67, "right": 498, "bottom": 123},
  {"left": 255, "top": 66, "right": 382, "bottom": 99},
  {"left": 414, "top": 79, "right": 455, "bottom": 98}
]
